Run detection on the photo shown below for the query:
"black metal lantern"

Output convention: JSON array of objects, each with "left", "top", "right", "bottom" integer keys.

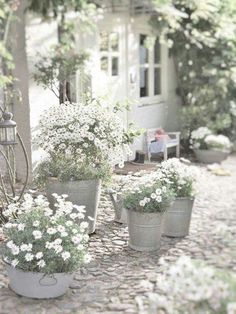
[{"left": 0, "top": 112, "right": 17, "bottom": 145}]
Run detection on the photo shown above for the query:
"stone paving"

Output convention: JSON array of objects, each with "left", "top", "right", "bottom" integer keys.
[{"left": 0, "top": 155, "right": 236, "bottom": 313}]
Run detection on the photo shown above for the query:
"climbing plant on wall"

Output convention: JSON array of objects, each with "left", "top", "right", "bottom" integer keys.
[{"left": 150, "top": 0, "right": 236, "bottom": 150}]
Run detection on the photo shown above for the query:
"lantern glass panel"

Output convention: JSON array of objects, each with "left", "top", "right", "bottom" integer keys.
[
  {"left": 7, "top": 127, "right": 15, "bottom": 142},
  {"left": 0, "top": 128, "right": 5, "bottom": 143}
]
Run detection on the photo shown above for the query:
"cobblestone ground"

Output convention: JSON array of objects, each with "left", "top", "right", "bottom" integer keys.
[{"left": 0, "top": 155, "right": 236, "bottom": 313}]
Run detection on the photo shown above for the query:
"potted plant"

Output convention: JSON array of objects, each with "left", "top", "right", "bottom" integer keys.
[
  {"left": 158, "top": 158, "right": 198, "bottom": 237},
  {"left": 190, "top": 127, "right": 232, "bottom": 164},
  {"left": 107, "top": 171, "right": 147, "bottom": 223},
  {"left": 123, "top": 173, "right": 174, "bottom": 251},
  {"left": 36, "top": 99, "right": 132, "bottom": 233},
  {"left": 2, "top": 193, "right": 91, "bottom": 299}
]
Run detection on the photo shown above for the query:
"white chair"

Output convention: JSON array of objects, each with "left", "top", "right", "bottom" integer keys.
[{"left": 146, "top": 128, "right": 180, "bottom": 161}]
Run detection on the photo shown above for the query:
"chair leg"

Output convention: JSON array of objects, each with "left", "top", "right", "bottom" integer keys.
[
  {"left": 176, "top": 144, "right": 180, "bottom": 158},
  {"left": 164, "top": 147, "right": 168, "bottom": 161}
]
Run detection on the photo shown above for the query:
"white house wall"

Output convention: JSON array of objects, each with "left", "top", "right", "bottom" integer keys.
[{"left": 25, "top": 11, "right": 181, "bottom": 168}]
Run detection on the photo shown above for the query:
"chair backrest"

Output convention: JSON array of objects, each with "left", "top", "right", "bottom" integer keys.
[{"left": 146, "top": 128, "right": 160, "bottom": 146}]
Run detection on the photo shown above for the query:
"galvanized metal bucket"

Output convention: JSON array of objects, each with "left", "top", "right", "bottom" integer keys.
[
  {"left": 194, "top": 149, "right": 229, "bottom": 164},
  {"left": 163, "top": 197, "right": 194, "bottom": 237},
  {"left": 6, "top": 264, "right": 73, "bottom": 299},
  {"left": 109, "top": 193, "right": 127, "bottom": 224},
  {"left": 126, "top": 209, "right": 164, "bottom": 252},
  {"left": 46, "top": 178, "right": 101, "bottom": 234}
]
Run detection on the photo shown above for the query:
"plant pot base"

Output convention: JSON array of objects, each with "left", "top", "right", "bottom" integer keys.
[
  {"left": 194, "top": 149, "right": 229, "bottom": 164},
  {"left": 6, "top": 264, "right": 73, "bottom": 299},
  {"left": 128, "top": 241, "right": 160, "bottom": 252}
]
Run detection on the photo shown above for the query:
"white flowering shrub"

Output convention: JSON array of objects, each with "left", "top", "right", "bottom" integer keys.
[
  {"left": 2, "top": 194, "right": 91, "bottom": 274},
  {"left": 191, "top": 127, "right": 232, "bottom": 151},
  {"left": 204, "top": 134, "right": 232, "bottom": 151},
  {"left": 158, "top": 158, "right": 198, "bottom": 198},
  {"left": 190, "top": 127, "right": 213, "bottom": 149},
  {"left": 123, "top": 172, "right": 174, "bottom": 213},
  {"left": 36, "top": 100, "right": 132, "bottom": 184},
  {"left": 147, "top": 256, "right": 236, "bottom": 314}
]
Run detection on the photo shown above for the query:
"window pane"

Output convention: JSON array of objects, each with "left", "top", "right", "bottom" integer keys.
[
  {"left": 140, "top": 34, "right": 148, "bottom": 64},
  {"left": 140, "top": 68, "right": 149, "bottom": 97},
  {"left": 110, "top": 32, "right": 119, "bottom": 51},
  {"left": 112, "top": 57, "right": 119, "bottom": 76},
  {"left": 154, "top": 68, "right": 161, "bottom": 95},
  {"left": 101, "top": 57, "right": 108, "bottom": 72},
  {"left": 154, "top": 38, "right": 161, "bottom": 64},
  {"left": 100, "top": 31, "right": 109, "bottom": 51}
]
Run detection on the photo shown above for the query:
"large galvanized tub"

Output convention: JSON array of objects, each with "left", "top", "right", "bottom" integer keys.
[
  {"left": 163, "top": 197, "right": 194, "bottom": 237},
  {"left": 194, "top": 149, "right": 229, "bottom": 164},
  {"left": 126, "top": 209, "right": 164, "bottom": 252},
  {"left": 46, "top": 178, "right": 101, "bottom": 234}
]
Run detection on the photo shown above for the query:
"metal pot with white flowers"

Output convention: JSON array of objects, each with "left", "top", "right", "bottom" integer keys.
[
  {"left": 190, "top": 127, "right": 232, "bottom": 164},
  {"left": 158, "top": 158, "right": 198, "bottom": 237},
  {"left": 123, "top": 172, "right": 174, "bottom": 252},
  {"left": 35, "top": 99, "right": 132, "bottom": 233},
  {"left": 2, "top": 194, "right": 91, "bottom": 299}
]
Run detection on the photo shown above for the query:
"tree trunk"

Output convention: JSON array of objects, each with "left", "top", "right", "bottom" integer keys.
[{"left": 11, "top": 0, "right": 32, "bottom": 182}]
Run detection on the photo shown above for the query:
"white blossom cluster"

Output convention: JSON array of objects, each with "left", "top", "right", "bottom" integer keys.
[
  {"left": 190, "top": 127, "right": 232, "bottom": 151},
  {"left": 158, "top": 158, "right": 198, "bottom": 198},
  {"left": 204, "top": 134, "right": 232, "bottom": 151},
  {"left": 3, "top": 194, "right": 91, "bottom": 274},
  {"left": 148, "top": 256, "right": 233, "bottom": 313},
  {"left": 123, "top": 171, "right": 174, "bottom": 213},
  {"left": 38, "top": 101, "right": 132, "bottom": 168}
]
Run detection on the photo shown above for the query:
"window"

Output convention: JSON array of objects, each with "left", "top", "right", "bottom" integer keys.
[
  {"left": 100, "top": 31, "right": 119, "bottom": 76},
  {"left": 139, "top": 35, "right": 162, "bottom": 98}
]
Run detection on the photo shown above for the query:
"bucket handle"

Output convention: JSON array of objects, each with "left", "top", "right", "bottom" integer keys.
[{"left": 39, "top": 274, "right": 58, "bottom": 286}]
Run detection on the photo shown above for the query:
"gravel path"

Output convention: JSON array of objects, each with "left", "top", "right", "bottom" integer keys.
[{"left": 0, "top": 155, "right": 236, "bottom": 313}]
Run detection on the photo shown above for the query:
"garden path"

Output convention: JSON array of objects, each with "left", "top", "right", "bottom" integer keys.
[{"left": 0, "top": 155, "right": 236, "bottom": 313}]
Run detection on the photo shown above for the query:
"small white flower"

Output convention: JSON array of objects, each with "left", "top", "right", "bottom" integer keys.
[
  {"left": 33, "top": 220, "right": 40, "bottom": 227},
  {"left": 54, "top": 245, "right": 63, "bottom": 253},
  {"left": 11, "top": 245, "right": 20, "bottom": 256},
  {"left": 35, "top": 252, "right": 43, "bottom": 260},
  {"left": 54, "top": 238, "right": 62, "bottom": 245},
  {"left": 17, "top": 223, "right": 25, "bottom": 231},
  {"left": 32, "top": 230, "right": 42, "bottom": 239},
  {"left": 25, "top": 253, "right": 34, "bottom": 261},
  {"left": 37, "top": 260, "right": 46, "bottom": 268},
  {"left": 11, "top": 259, "right": 19, "bottom": 267},
  {"left": 66, "top": 221, "right": 73, "bottom": 227},
  {"left": 57, "top": 225, "right": 65, "bottom": 233},
  {"left": 80, "top": 222, "right": 89, "bottom": 230},
  {"left": 47, "top": 228, "right": 57, "bottom": 235},
  {"left": 61, "top": 251, "right": 71, "bottom": 261},
  {"left": 61, "top": 231, "right": 68, "bottom": 237}
]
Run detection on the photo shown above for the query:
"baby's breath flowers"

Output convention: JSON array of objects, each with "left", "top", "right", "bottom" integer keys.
[{"left": 2, "top": 194, "right": 90, "bottom": 274}]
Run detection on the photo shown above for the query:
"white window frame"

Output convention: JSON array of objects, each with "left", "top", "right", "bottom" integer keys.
[
  {"left": 136, "top": 27, "right": 167, "bottom": 106},
  {"left": 99, "top": 30, "right": 120, "bottom": 77}
]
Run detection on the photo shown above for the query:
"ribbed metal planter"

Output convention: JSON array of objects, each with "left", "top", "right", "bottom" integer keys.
[
  {"left": 126, "top": 209, "right": 164, "bottom": 251},
  {"left": 194, "top": 149, "right": 229, "bottom": 164},
  {"left": 109, "top": 193, "right": 127, "bottom": 224},
  {"left": 6, "top": 264, "right": 73, "bottom": 299},
  {"left": 163, "top": 197, "right": 194, "bottom": 237},
  {"left": 46, "top": 178, "right": 101, "bottom": 234}
]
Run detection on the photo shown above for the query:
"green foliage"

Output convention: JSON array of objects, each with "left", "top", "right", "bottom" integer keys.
[
  {"left": 150, "top": 0, "right": 236, "bottom": 150},
  {"left": 34, "top": 155, "right": 112, "bottom": 187}
]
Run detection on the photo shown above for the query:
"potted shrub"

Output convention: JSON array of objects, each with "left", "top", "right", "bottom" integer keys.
[
  {"left": 36, "top": 100, "right": 132, "bottom": 233},
  {"left": 123, "top": 173, "right": 174, "bottom": 251},
  {"left": 190, "top": 127, "right": 232, "bottom": 164},
  {"left": 2, "top": 193, "right": 91, "bottom": 299},
  {"left": 158, "top": 158, "right": 198, "bottom": 237}
]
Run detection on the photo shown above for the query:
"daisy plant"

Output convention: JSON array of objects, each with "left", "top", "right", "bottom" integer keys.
[{"left": 2, "top": 194, "right": 91, "bottom": 274}]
